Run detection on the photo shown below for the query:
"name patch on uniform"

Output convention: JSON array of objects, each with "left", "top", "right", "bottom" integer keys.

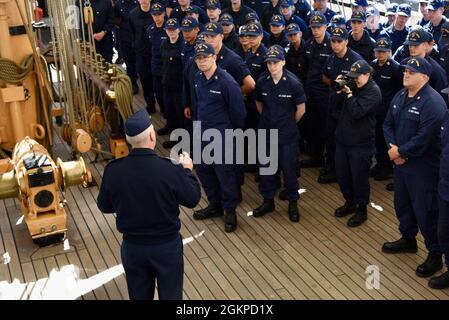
[
  {"left": 408, "top": 108, "right": 420, "bottom": 115},
  {"left": 279, "top": 94, "right": 292, "bottom": 98},
  {"left": 209, "top": 90, "right": 222, "bottom": 95},
  {"left": 252, "top": 63, "right": 261, "bottom": 67},
  {"left": 380, "top": 75, "right": 391, "bottom": 79},
  {"left": 262, "top": 92, "right": 268, "bottom": 96}
]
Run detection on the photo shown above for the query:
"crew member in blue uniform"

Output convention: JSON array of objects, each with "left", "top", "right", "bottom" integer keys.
[
  {"left": 148, "top": 2, "right": 168, "bottom": 116},
  {"left": 285, "top": 23, "right": 306, "bottom": 85},
  {"left": 159, "top": 18, "right": 185, "bottom": 148},
  {"left": 180, "top": 17, "right": 201, "bottom": 66},
  {"left": 191, "top": 43, "right": 246, "bottom": 233},
  {"left": 222, "top": 0, "right": 256, "bottom": 30},
  {"left": 302, "top": 12, "right": 331, "bottom": 168},
  {"left": 78, "top": 0, "right": 115, "bottom": 62},
  {"left": 425, "top": 0, "right": 447, "bottom": 43},
  {"left": 307, "top": 0, "right": 336, "bottom": 24},
  {"left": 382, "top": 57, "right": 447, "bottom": 279},
  {"left": 382, "top": 3, "right": 398, "bottom": 29},
  {"left": 366, "top": 6, "right": 383, "bottom": 41},
  {"left": 219, "top": 13, "right": 240, "bottom": 51},
  {"left": 320, "top": 27, "right": 363, "bottom": 184},
  {"left": 244, "top": 12, "right": 271, "bottom": 47},
  {"left": 334, "top": 60, "right": 381, "bottom": 227},
  {"left": 379, "top": 3, "right": 411, "bottom": 54},
  {"left": 170, "top": 0, "right": 209, "bottom": 24},
  {"left": 350, "top": 0, "right": 368, "bottom": 12},
  {"left": 348, "top": 10, "right": 376, "bottom": 62},
  {"left": 129, "top": 0, "right": 156, "bottom": 113},
  {"left": 328, "top": 14, "right": 346, "bottom": 31},
  {"left": 269, "top": 14, "right": 289, "bottom": 48},
  {"left": 261, "top": 0, "right": 281, "bottom": 31},
  {"left": 205, "top": 0, "right": 221, "bottom": 23},
  {"left": 418, "top": 1, "right": 431, "bottom": 27},
  {"left": 429, "top": 105, "right": 449, "bottom": 289},
  {"left": 279, "top": 0, "right": 308, "bottom": 38},
  {"left": 252, "top": 45, "right": 306, "bottom": 222},
  {"left": 438, "top": 21, "right": 449, "bottom": 72},
  {"left": 97, "top": 108, "right": 201, "bottom": 300},
  {"left": 370, "top": 38, "right": 402, "bottom": 182},
  {"left": 114, "top": 0, "right": 139, "bottom": 94},
  {"left": 293, "top": 0, "right": 311, "bottom": 22}
]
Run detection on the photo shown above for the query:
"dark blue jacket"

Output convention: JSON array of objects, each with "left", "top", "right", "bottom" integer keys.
[
  {"left": 348, "top": 30, "right": 376, "bottom": 62},
  {"left": 255, "top": 69, "right": 307, "bottom": 144},
  {"left": 268, "top": 31, "right": 289, "bottom": 48},
  {"left": 193, "top": 66, "right": 246, "bottom": 131},
  {"left": 294, "top": 0, "right": 311, "bottom": 22},
  {"left": 78, "top": 0, "right": 114, "bottom": 43},
  {"left": 97, "top": 148, "right": 201, "bottom": 245},
  {"left": 161, "top": 36, "right": 184, "bottom": 88},
  {"left": 285, "top": 39, "right": 307, "bottom": 85},
  {"left": 383, "top": 83, "right": 448, "bottom": 173},
  {"left": 245, "top": 44, "right": 268, "bottom": 82},
  {"left": 147, "top": 22, "right": 168, "bottom": 77},
  {"left": 216, "top": 45, "right": 251, "bottom": 86},
  {"left": 379, "top": 25, "right": 409, "bottom": 54},
  {"left": 129, "top": 6, "right": 154, "bottom": 53},
  {"left": 304, "top": 32, "right": 332, "bottom": 94},
  {"left": 440, "top": 112, "right": 449, "bottom": 201},
  {"left": 424, "top": 17, "right": 448, "bottom": 43},
  {"left": 169, "top": 5, "right": 209, "bottom": 24},
  {"left": 114, "top": 0, "right": 139, "bottom": 40},
  {"left": 222, "top": 4, "right": 255, "bottom": 29}
]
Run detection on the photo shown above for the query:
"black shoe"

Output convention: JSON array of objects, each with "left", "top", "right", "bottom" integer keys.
[
  {"left": 193, "top": 203, "right": 224, "bottom": 220},
  {"left": 279, "top": 189, "right": 288, "bottom": 201},
  {"left": 146, "top": 106, "right": 156, "bottom": 114},
  {"left": 288, "top": 201, "right": 300, "bottom": 222},
  {"left": 347, "top": 205, "right": 367, "bottom": 227},
  {"left": 370, "top": 164, "right": 381, "bottom": 177},
  {"left": 373, "top": 166, "right": 393, "bottom": 181},
  {"left": 334, "top": 201, "right": 356, "bottom": 218},
  {"left": 162, "top": 140, "right": 179, "bottom": 149},
  {"left": 386, "top": 183, "right": 395, "bottom": 192},
  {"left": 224, "top": 210, "right": 237, "bottom": 233},
  {"left": 253, "top": 199, "right": 275, "bottom": 218},
  {"left": 382, "top": 237, "right": 418, "bottom": 254},
  {"left": 300, "top": 158, "right": 324, "bottom": 168},
  {"left": 317, "top": 169, "right": 337, "bottom": 184},
  {"left": 429, "top": 270, "right": 449, "bottom": 289},
  {"left": 157, "top": 126, "right": 173, "bottom": 136},
  {"left": 416, "top": 253, "right": 443, "bottom": 278},
  {"left": 132, "top": 82, "right": 139, "bottom": 95}
]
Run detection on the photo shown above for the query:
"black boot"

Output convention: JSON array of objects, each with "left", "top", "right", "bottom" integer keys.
[
  {"left": 347, "top": 205, "right": 367, "bottom": 227},
  {"left": 224, "top": 210, "right": 237, "bottom": 233},
  {"left": 317, "top": 165, "right": 336, "bottom": 184},
  {"left": 416, "top": 253, "right": 443, "bottom": 278},
  {"left": 288, "top": 201, "right": 300, "bottom": 222},
  {"left": 429, "top": 270, "right": 449, "bottom": 289},
  {"left": 193, "top": 203, "right": 224, "bottom": 220},
  {"left": 382, "top": 237, "right": 418, "bottom": 254},
  {"left": 157, "top": 126, "right": 173, "bottom": 136},
  {"left": 334, "top": 201, "right": 356, "bottom": 218},
  {"left": 253, "top": 199, "right": 275, "bottom": 218},
  {"left": 386, "top": 183, "right": 395, "bottom": 192}
]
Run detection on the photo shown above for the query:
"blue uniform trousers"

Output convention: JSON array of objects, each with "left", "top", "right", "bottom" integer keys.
[
  {"left": 121, "top": 40, "right": 138, "bottom": 84},
  {"left": 153, "top": 75, "right": 165, "bottom": 115},
  {"left": 136, "top": 53, "right": 155, "bottom": 110},
  {"left": 96, "top": 37, "right": 113, "bottom": 63},
  {"left": 196, "top": 163, "right": 239, "bottom": 211},
  {"left": 439, "top": 198, "right": 449, "bottom": 267},
  {"left": 164, "top": 84, "right": 184, "bottom": 130},
  {"left": 307, "top": 93, "right": 329, "bottom": 160},
  {"left": 325, "top": 114, "right": 338, "bottom": 168},
  {"left": 260, "top": 142, "right": 300, "bottom": 201},
  {"left": 121, "top": 236, "right": 183, "bottom": 300},
  {"left": 375, "top": 114, "right": 390, "bottom": 167},
  {"left": 335, "top": 143, "right": 374, "bottom": 206},
  {"left": 394, "top": 168, "right": 441, "bottom": 254}
]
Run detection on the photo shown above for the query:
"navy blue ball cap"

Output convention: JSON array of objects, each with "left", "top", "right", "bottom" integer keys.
[
  {"left": 329, "top": 14, "right": 346, "bottom": 27},
  {"left": 402, "top": 57, "right": 432, "bottom": 77},
  {"left": 386, "top": 2, "right": 399, "bottom": 15},
  {"left": 350, "top": 10, "right": 366, "bottom": 22},
  {"left": 286, "top": 23, "right": 301, "bottom": 35},
  {"left": 203, "top": 22, "right": 224, "bottom": 36},
  {"left": 218, "top": 13, "right": 234, "bottom": 25},
  {"left": 164, "top": 18, "right": 179, "bottom": 29},
  {"left": 265, "top": 45, "right": 285, "bottom": 62},
  {"left": 186, "top": 6, "right": 199, "bottom": 15},
  {"left": 238, "top": 25, "right": 248, "bottom": 37},
  {"left": 245, "top": 23, "right": 263, "bottom": 36},
  {"left": 330, "top": 27, "right": 349, "bottom": 40},
  {"left": 366, "top": 6, "right": 380, "bottom": 17},
  {"left": 405, "top": 28, "right": 433, "bottom": 45},
  {"left": 150, "top": 2, "right": 165, "bottom": 15},
  {"left": 196, "top": 32, "right": 207, "bottom": 43},
  {"left": 309, "top": 11, "right": 328, "bottom": 27},
  {"left": 440, "top": 21, "right": 449, "bottom": 41},
  {"left": 351, "top": 0, "right": 368, "bottom": 7},
  {"left": 374, "top": 37, "right": 392, "bottom": 51},
  {"left": 347, "top": 59, "right": 371, "bottom": 78},
  {"left": 194, "top": 42, "right": 215, "bottom": 58},
  {"left": 180, "top": 17, "right": 199, "bottom": 31},
  {"left": 280, "top": 0, "right": 294, "bottom": 7},
  {"left": 245, "top": 11, "right": 259, "bottom": 23},
  {"left": 270, "top": 14, "right": 285, "bottom": 26},
  {"left": 397, "top": 3, "right": 412, "bottom": 17},
  {"left": 427, "top": 0, "right": 445, "bottom": 10},
  {"left": 206, "top": 0, "right": 221, "bottom": 10},
  {"left": 125, "top": 109, "right": 152, "bottom": 137}
]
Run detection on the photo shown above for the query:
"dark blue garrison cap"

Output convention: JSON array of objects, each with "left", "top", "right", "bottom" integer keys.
[
  {"left": 125, "top": 109, "right": 152, "bottom": 137},
  {"left": 403, "top": 57, "right": 433, "bottom": 77}
]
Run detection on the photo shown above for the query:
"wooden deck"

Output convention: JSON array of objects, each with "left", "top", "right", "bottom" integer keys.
[{"left": 1, "top": 92, "right": 449, "bottom": 300}]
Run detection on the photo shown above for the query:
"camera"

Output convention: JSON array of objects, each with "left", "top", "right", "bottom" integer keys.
[{"left": 331, "top": 75, "right": 356, "bottom": 92}]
